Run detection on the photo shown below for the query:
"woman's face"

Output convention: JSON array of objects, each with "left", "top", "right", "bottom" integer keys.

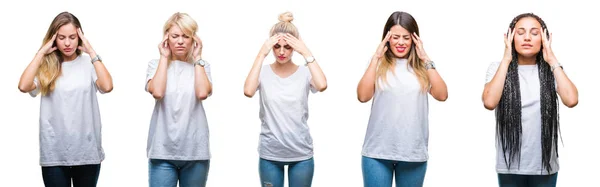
[
  {"left": 55, "top": 23, "right": 79, "bottom": 59},
  {"left": 167, "top": 25, "right": 193, "bottom": 60},
  {"left": 389, "top": 25, "right": 413, "bottom": 58},
  {"left": 272, "top": 33, "right": 293, "bottom": 64},
  {"left": 513, "top": 17, "right": 543, "bottom": 58}
]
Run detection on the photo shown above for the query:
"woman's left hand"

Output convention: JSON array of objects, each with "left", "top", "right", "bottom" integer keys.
[
  {"left": 77, "top": 28, "right": 96, "bottom": 56},
  {"left": 193, "top": 35, "right": 203, "bottom": 62},
  {"left": 542, "top": 29, "right": 558, "bottom": 65},
  {"left": 412, "top": 32, "right": 431, "bottom": 63},
  {"left": 283, "top": 33, "right": 312, "bottom": 58}
]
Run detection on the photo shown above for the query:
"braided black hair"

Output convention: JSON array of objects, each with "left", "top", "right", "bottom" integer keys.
[{"left": 497, "top": 13, "right": 560, "bottom": 174}]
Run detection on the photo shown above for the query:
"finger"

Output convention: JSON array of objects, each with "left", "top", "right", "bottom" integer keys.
[
  {"left": 510, "top": 28, "right": 516, "bottom": 42},
  {"left": 549, "top": 33, "right": 552, "bottom": 44},
  {"left": 49, "top": 47, "right": 57, "bottom": 53},
  {"left": 51, "top": 33, "right": 57, "bottom": 42},
  {"left": 78, "top": 46, "right": 85, "bottom": 51}
]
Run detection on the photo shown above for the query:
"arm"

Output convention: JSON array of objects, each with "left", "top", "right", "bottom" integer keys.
[
  {"left": 18, "top": 33, "right": 57, "bottom": 93},
  {"left": 482, "top": 28, "right": 515, "bottom": 110},
  {"left": 244, "top": 34, "right": 281, "bottom": 98},
  {"left": 542, "top": 29, "right": 578, "bottom": 107},
  {"left": 357, "top": 31, "right": 392, "bottom": 103},
  {"left": 77, "top": 29, "right": 113, "bottom": 93},
  {"left": 412, "top": 32, "right": 447, "bottom": 101},
  {"left": 283, "top": 33, "right": 327, "bottom": 91},
  {"left": 192, "top": 35, "right": 212, "bottom": 100},
  {"left": 147, "top": 34, "right": 170, "bottom": 99}
]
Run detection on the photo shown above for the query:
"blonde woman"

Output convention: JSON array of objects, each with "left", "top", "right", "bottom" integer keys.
[
  {"left": 357, "top": 11, "right": 447, "bottom": 187},
  {"left": 145, "top": 12, "right": 212, "bottom": 187},
  {"left": 17, "top": 11, "right": 113, "bottom": 187},
  {"left": 243, "top": 12, "right": 327, "bottom": 187}
]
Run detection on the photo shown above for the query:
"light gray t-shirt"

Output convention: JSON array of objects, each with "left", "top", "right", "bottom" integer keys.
[
  {"left": 362, "top": 58, "right": 430, "bottom": 162},
  {"left": 257, "top": 64, "right": 317, "bottom": 162},
  {"left": 485, "top": 61, "right": 559, "bottom": 175},
  {"left": 29, "top": 55, "right": 105, "bottom": 167},
  {"left": 145, "top": 59, "right": 212, "bottom": 160}
]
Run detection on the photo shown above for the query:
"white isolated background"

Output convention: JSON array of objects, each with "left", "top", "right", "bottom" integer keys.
[{"left": 0, "top": 0, "right": 597, "bottom": 186}]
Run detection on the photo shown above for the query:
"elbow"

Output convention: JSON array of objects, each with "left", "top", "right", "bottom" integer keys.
[
  {"left": 152, "top": 92, "right": 164, "bottom": 100},
  {"left": 18, "top": 84, "right": 30, "bottom": 93},
  {"left": 196, "top": 91, "right": 208, "bottom": 100},
  {"left": 243, "top": 87, "right": 255, "bottom": 98},
  {"left": 435, "top": 92, "right": 448, "bottom": 102},
  {"left": 316, "top": 83, "right": 327, "bottom": 92},
  {"left": 357, "top": 95, "right": 371, "bottom": 103},
  {"left": 564, "top": 99, "right": 578, "bottom": 108},
  {"left": 100, "top": 85, "right": 113, "bottom": 93},
  {"left": 483, "top": 100, "right": 497, "bottom": 111}
]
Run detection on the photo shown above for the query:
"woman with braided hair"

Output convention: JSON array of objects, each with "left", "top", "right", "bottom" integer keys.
[{"left": 482, "top": 13, "right": 578, "bottom": 187}]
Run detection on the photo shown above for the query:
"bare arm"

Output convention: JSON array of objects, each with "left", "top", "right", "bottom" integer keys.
[
  {"left": 482, "top": 28, "right": 515, "bottom": 110},
  {"left": 244, "top": 34, "right": 281, "bottom": 98},
  {"left": 357, "top": 31, "right": 392, "bottom": 103},
  {"left": 283, "top": 33, "right": 327, "bottom": 91},
  {"left": 18, "top": 33, "right": 57, "bottom": 93},
  {"left": 147, "top": 34, "right": 170, "bottom": 99},
  {"left": 412, "top": 32, "right": 447, "bottom": 101},
  {"left": 192, "top": 35, "right": 212, "bottom": 100},
  {"left": 542, "top": 29, "right": 578, "bottom": 107}
]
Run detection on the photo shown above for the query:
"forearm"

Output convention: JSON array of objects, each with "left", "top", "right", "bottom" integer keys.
[
  {"left": 18, "top": 53, "right": 44, "bottom": 92},
  {"left": 306, "top": 60, "right": 327, "bottom": 91},
  {"left": 551, "top": 65, "right": 578, "bottom": 107},
  {"left": 243, "top": 53, "right": 265, "bottom": 97},
  {"left": 427, "top": 69, "right": 447, "bottom": 101},
  {"left": 357, "top": 56, "right": 379, "bottom": 102},
  {"left": 482, "top": 59, "right": 511, "bottom": 110},
  {"left": 92, "top": 60, "right": 113, "bottom": 93},
  {"left": 194, "top": 66, "right": 212, "bottom": 100},
  {"left": 149, "top": 57, "right": 169, "bottom": 98}
]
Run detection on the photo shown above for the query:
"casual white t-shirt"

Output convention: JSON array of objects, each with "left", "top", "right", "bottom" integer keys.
[
  {"left": 361, "top": 58, "right": 430, "bottom": 162},
  {"left": 256, "top": 64, "right": 317, "bottom": 162},
  {"left": 30, "top": 55, "right": 106, "bottom": 167},
  {"left": 145, "top": 59, "right": 212, "bottom": 160},
  {"left": 485, "top": 61, "right": 559, "bottom": 175}
]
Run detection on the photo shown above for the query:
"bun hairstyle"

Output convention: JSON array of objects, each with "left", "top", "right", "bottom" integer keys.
[{"left": 270, "top": 12, "right": 299, "bottom": 38}]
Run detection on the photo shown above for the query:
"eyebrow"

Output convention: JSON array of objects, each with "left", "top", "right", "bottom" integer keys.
[{"left": 392, "top": 34, "right": 410, "bottom": 37}]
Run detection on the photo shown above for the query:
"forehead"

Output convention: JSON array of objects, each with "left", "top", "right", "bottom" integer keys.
[
  {"left": 390, "top": 25, "right": 410, "bottom": 35},
  {"left": 57, "top": 23, "right": 77, "bottom": 35},
  {"left": 515, "top": 17, "right": 541, "bottom": 29},
  {"left": 276, "top": 39, "right": 288, "bottom": 46},
  {"left": 168, "top": 25, "right": 185, "bottom": 34}
]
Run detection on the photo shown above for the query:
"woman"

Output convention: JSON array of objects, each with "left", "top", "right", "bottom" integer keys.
[
  {"left": 17, "top": 11, "right": 113, "bottom": 187},
  {"left": 243, "top": 12, "right": 327, "bottom": 187},
  {"left": 145, "top": 12, "right": 212, "bottom": 187},
  {"left": 482, "top": 13, "right": 578, "bottom": 187},
  {"left": 357, "top": 11, "right": 448, "bottom": 187}
]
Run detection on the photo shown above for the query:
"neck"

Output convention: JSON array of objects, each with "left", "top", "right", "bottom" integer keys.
[
  {"left": 517, "top": 55, "right": 536, "bottom": 65},
  {"left": 173, "top": 55, "right": 187, "bottom": 62},
  {"left": 62, "top": 54, "right": 77, "bottom": 62},
  {"left": 272, "top": 61, "right": 296, "bottom": 70}
]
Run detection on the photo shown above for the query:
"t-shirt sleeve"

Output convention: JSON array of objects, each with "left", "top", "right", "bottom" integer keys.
[
  {"left": 29, "top": 77, "right": 40, "bottom": 97},
  {"left": 145, "top": 59, "right": 159, "bottom": 92},
  {"left": 485, "top": 61, "right": 501, "bottom": 84},
  {"left": 203, "top": 61, "right": 213, "bottom": 96}
]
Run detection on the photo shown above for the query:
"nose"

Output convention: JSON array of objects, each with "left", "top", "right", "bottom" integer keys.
[
  {"left": 524, "top": 32, "right": 532, "bottom": 41},
  {"left": 398, "top": 38, "right": 407, "bottom": 46},
  {"left": 177, "top": 37, "right": 184, "bottom": 44},
  {"left": 65, "top": 39, "right": 70, "bottom": 47},
  {"left": 278, "top": 47, "right": 284, "bottom": 54}
]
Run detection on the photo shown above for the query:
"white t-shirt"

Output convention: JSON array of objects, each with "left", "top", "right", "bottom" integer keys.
[
  {"left": 145, "top": 59, "right": 212, "bottom": 160},
  {"left": 256, "top": 64, "right": 317, "bottom": 162},
  {"left": 361, "top": 58, "right": 430, "bottom": 162},
  {"left": 29, "top": 55, "right": 106, "bottom": 167},
  {"left": 485, "top": 61, "right": 559, "bottom": 175}
]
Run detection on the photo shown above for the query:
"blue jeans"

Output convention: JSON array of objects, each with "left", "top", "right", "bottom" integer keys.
[
  {"left": 362, "top": 156, "right": 427, "bottom": 187},
  {"left": 259, "top": 157, "right": 314, "bottom": 187},
  {"left": 498, "top": 173, "right": 558, "bottom": 187},
  {"left": 41, "top": 164, "right": 101, "bottom": 187},
  {"left": 148, "top": 159, "right": 210, "bottom": 187}
]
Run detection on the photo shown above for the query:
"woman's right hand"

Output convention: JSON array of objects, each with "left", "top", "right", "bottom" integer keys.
[
  {"left": 159, "top": 33, "right": 170, "bottom": 58},
  {"left": 260, "top": 34, "right": 282, "bottom": 57},
  {"left": 503, "top": 28, "right": 515, "bottom": 61},
  {"left": 374, "top": 31, "right": 392, "bottom": 59},
  {"left": 38, "top": 33, "right": 57, "bottom": 55}
]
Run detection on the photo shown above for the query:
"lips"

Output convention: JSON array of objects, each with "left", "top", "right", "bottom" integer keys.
[
  {"left": 396, "top": 46, "right": 406, "bottom": 53},
  {"left": 63, "top": 48, "right": 73, "bottom": 52},
  {"left": 175, "top": 47, "right": 185, "bottom": 50},
  {"left": 277, "top": 56, "right": 286, "bottom": 60},
  {"left": 521, "top": 44, "right": 533, "bottom": 48}
]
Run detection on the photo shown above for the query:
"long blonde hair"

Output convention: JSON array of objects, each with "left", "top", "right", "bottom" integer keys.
[
  {"left": 37, "top": 11, "right": 83, "bottom": 95},
  {"left": 377, "top": 11, "right": 429, "bottom": 91},
  {"left": 269, "top": 12, "right": 299, "bottom": 38},
  {"left": 163, "top": 12, "right": 198, "bottom": 63}
]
